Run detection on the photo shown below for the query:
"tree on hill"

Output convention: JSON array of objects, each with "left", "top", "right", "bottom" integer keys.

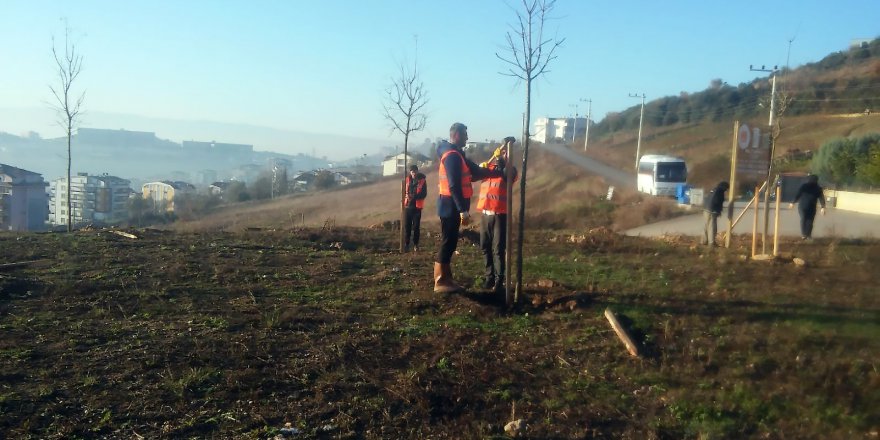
[
  {"left": 313, "top": 170, "right": 337, "bottom": 190},
  {"left": 811, "top": 133, "right": 880, "bottom": 188},
  {"left": 383, "top": 52, "right": 429, "bottom": 253},
  {"left": 589, "top": 37, "right": 880, "bottom": 139},
  {"left": 49, "top": 24, "right": 84, "bottom": 232}
]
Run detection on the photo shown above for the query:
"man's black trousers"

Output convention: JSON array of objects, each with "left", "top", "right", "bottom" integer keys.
[
  {"left": 436, "top": 215, "right": 461, "bottom": 264},
  {"left": 480, "top": 213, "right": 507, "bottom": 279},
  {"left": 404, "top": 207, "right": 422, "bottom": 247}
]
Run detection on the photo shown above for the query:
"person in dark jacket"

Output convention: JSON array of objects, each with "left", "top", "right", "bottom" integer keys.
[
  {"left": 701, "top": 181, "right": 729, "bottom": 246},
  {"left": 790, "top": 175, "right": 826, "bottom": 240},
  {"left": 433, "top": 122, "right": 503, "bottom": 293},
  {"left": 403, "top": 165, "right": 427, "bottom": 252}
]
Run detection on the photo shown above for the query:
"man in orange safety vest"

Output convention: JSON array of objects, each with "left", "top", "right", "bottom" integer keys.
[
  {"left": 434, "top": 122, "right": 503, "bottom": 293},
  {"left": 477, "top": 138, "right": 517, "bottom": 294},
  {"left": 403, "top": 164, "right": 427, "bottom": 252}
]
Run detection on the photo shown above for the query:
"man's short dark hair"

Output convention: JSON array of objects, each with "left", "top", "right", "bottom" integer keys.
[
  {"left": 409, "top": 165, "right": 418, "bottom": 172},
  {"left": 449, "top": 122, "right": 467, "bottom": 134}
]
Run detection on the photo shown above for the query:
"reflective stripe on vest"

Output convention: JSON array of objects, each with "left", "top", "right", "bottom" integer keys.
[
  {"left": 404, "top": 175, "right": 426, "bottom": 209},
  {"left": 477, "top": 177, "right": 507, "bottom": 213},
  {"left": 438, "top": 150, "right": 472, "bottom": 199}
]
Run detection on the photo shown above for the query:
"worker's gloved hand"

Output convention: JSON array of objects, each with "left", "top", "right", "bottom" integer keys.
[
  {"left": 789, "top": 203, "right": 795, "bottom": 209},
  {"left": 493, "top": 146, "right": 504, "bottom": 158},
  {"left": 479, "top": 161, "right": 489, "bottom": 168},
  {"left": 460, "top": 211, "right": 471, "bottom": 226}
]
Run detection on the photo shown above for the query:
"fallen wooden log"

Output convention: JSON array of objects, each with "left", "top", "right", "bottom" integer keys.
[
  {"left": 0, "top": 259, "right": 51, "bottom": 271},
  {"left": 604, "top": 308, "right": 640, "bottom": 357},
  {"left": 108, "top": 230, "right": 138, "bottom": 239}
]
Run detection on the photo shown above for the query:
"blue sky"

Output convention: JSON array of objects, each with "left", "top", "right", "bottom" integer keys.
[{"left": 0, "top": 0, "right": 877, "bottom": 159}]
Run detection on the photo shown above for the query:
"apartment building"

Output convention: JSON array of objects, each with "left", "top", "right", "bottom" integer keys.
[
  {"left": 49, "top": 173, "right": 132, "bottom": 227},
  {"left": 0, "top": 163, "right": 49, "bottom": 231}
]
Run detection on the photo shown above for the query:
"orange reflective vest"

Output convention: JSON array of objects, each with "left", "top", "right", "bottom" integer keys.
[
  {"left": 477, "top": 177, "right": 507, "bottom": 213},
  {"left": 477, "top": 164, "right": 516, "bottom": 213},
  {"left": 404, "top": 174, "right": 426, "bottom": 209},
  {"left": 438, "top": 150, "right": 472, "bottom": 199}
]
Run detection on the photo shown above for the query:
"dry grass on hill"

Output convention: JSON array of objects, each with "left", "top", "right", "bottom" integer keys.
[{"left": 173, "top": 147, "right": 662, "bottom": 233}]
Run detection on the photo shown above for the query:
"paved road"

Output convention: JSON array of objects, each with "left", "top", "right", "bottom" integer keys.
[
  {"left": 536, "top": 142, "right": 634, "bottom": 188},
  {"left": 626, "top": 204, "right": 880, "bottom": 239},
  {"left": 536, "top": 142, "right": 879, "bottom": 239}
]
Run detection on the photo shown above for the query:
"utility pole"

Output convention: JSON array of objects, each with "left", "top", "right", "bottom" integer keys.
[
  {"left": 750, "top": 64, "right": 778, "bottom": 255},
  {"left": 569, "top": 103, "right": 578, "bottom": 144},
  {"left": 629, "top": 93, "right": 646, "bottom": 169},
  {"left": 580, "top": 98, "right": 592, "bottom": 151}
]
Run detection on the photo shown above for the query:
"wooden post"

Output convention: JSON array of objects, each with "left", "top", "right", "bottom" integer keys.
[
  {"left": 505, "top": 139, "right": 515, "bottom": 306},
  {"left": 721, "top": 180, "right": 767, "bottom": 242},
  {"left": 604, "top": 309, "right": 639, "bottom": 357},
  {"left": 726, "top": 121, "right": 739, "bottom": 248},
  {"left": 751, "top": 185, "right": 760, "bottom": 258},
  {"left": 762, "top": 180, "right": 770, "bottom": 254},
  {"left": 773, "top": 183, "right": 781, "bottom": 256},
  {"left": 400, "top": 178, "right": 406, "bottom": 252}
]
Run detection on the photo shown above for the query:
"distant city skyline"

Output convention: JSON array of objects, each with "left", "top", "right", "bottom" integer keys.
[{"left": 1, "top": 0, "right": 877, "bottom": 160}]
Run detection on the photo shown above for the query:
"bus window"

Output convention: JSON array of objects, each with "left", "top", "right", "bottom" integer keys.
[{"left": 656, "top": 162, "right": 687, "bottom": 182}]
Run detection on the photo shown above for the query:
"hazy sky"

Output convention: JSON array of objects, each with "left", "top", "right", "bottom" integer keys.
[{"left": 0, "top": 0, "right": 877, "bottom": 159}]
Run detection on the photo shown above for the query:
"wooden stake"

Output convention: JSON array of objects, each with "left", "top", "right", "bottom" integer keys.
[
  {"left": 726, "top": 121, "right": 739, "bottom": 248},
  {"left": 773, "top": 184, "right": 781, "bottom": 256},
  {"left": 751, "top": 185, "right": 759, "bottom": 258},
  {"left": 604, "top": 308, "right": 639, "bottom": 357}
]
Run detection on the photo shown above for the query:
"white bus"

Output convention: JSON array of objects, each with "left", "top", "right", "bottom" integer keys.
[{"left": 637, "top": 155, "right": 687, "bottom": 196}]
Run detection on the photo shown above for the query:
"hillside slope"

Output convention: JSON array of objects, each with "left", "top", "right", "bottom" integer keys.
[
  {"left": 585, "top": 113, "right": 880, "bottom": 188},
  {"left": 174, "top": 147, "right": 632, "bottom": 233},
  {"left": 176, "top": 112, "right": 878, "bottom": 233}
]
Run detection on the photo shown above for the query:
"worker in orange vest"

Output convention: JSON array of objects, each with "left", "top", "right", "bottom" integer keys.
[
  {"left": 434, "top": 122, "right": 503, "bottom": 293},
  {"left": 477, "top": 138, "right": 517, "bottom": 294},
  {"left": 403, "top": 164, "right": 427, "bottom": 252}
]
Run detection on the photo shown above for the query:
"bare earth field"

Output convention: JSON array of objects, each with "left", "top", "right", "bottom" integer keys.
[{"left": 1, "top": 227, "right": 878, "bottom": 439}]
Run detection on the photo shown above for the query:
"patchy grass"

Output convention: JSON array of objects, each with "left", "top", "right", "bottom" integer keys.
[{"left": 0, "top": 228, "right": 878, "bottom": 438}]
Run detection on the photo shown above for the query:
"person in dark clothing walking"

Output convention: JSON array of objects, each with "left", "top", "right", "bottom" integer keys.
[
  {"left": 434, "top": 122, "right": 503, "bottom": 293},
  {"left": 403, "top": 165, "right": 427, "bottom": 252},
  {"left": 790, "top": 175, "right": 826, "bottom": 239},
  {"left": 701, "top": 181, "right": 729, "bottom": 246}
]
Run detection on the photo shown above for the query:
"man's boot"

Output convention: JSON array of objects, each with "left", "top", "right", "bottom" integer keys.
[{"left": 434, "top": 262, "right": 462, "bottom": 293}]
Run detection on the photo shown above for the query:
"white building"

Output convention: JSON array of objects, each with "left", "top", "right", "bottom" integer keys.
[
  {"left": 49, "top": 173, "right": 132, "bottom": 227},
  {"left": 532, "top": 117, "right": 588, "bottom": 144},
  {"left": 382, "top": 152, "right": 430, "bottom": 176},
  {"left": 0, "top": 164, "right": 49, "bottom": 231}
]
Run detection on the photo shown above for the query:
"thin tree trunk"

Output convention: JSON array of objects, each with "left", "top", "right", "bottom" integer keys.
[
  {"left": 67, "top": 125, "right": 72, "bottom": 232},
  {"left": 400, "top": 132, "right": 409, "bottom": 252},
  {"left": 515, "top": 79, "right": 532, "bottom": 302}
]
